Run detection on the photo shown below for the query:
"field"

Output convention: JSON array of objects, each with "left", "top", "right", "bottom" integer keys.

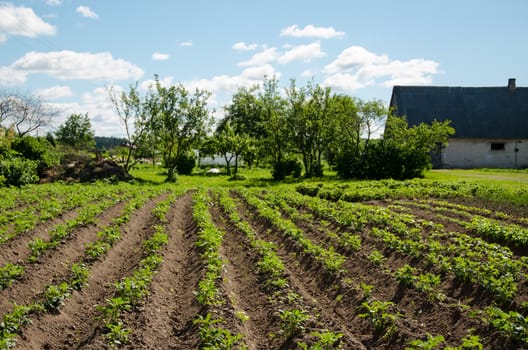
[{"left": 1, "top": 168, "right": 528, "bottom": 349}]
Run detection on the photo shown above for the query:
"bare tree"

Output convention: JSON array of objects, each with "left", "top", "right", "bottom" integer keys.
[{"left": 0, "top": 90, "right": 56, "bottom": 136}]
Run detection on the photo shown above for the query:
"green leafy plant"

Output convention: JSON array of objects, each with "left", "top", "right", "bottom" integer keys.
[
  {"left": 278, "top": 309, "right": 310, "bottom": 338},
  {"left": 42, "top": 282, "right": 71, "bottom": 312},
  {"left": 367, "top": 250, "right": 386, "bottom": 266},
  {"left": 406, "top": 334, "right": 445, "bottom": 349},
  {"left": 359, "top": 300, "right": 399, "bottom": 337},
  {"left": 70, "top": 263, "right": 89, "bottom": 290},
  {"left": 104, "top": 321, "right": 131, "bottom": 346},
  {"left": 193, "top": 313, "right": 245, "bottom": 349},
  {"left": 298, "top": 330, "right": 344, "bottom": 349},
  {"left": 0, "top": 264, "right": 24, "bottom": 290}
]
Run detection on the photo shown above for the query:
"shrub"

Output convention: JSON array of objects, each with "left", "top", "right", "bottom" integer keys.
[
  {"left": 335, "top": 140, "right": 430, "bottom": 180},
  {"left": 272, "top": 159, "right": 302, "bottom": 180},
  {"left": 0, "top": 156, "right": 39, "bottom": 186},
  {"left": 11, "top": 136, "right": 59, "bottom": 176},
  {"left": 176, "top": 152, "right": 196, "bottom": 175}
]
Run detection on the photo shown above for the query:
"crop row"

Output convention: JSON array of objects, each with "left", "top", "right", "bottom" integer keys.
[
  {"left": 96, "top": 189, "right": 182, "bottom": 346},
  {"left": 191, "top": 188, "right": 246, "bottom": 348},
  {"left": 0, "top": 183, "right": 131, "bottom": 245},
  {"left": 263, "top": 186, "right": 528, "bottom": 347},
  {"left": 218, "top": 189, "right": 351, "bottom": 348},
  {"left": 0, "top": 185, "right": 171, "bottom": 349}
]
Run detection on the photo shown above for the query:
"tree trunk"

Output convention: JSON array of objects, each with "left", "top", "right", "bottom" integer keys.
[
  {"left": 224, "top": 154, "right": 232, "bottom": 176},
  {"left": 166, "top": 165, "right": 177, "bottom": 182},
  {"left": 233, "top": 153, "right": 239, "bottom": 179}
]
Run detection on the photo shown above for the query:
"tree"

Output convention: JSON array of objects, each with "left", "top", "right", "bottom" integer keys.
[
  {"left": 109, "top": 83, "right": 152, "bottom": 172},
  {"left": 147, "top": 78, "right": 211, "bottom": 182},
  {"left": 55, "top": 113, "right": 95, "bottom": 150},
  {"left": 355, "top": 98, "right": 387, "bottom": 158},
  {"left": 214, "top": 120, "right": 250, "bottom": 178},
  {"left": 286, "top": 80, "right": 335, "bottom": 177},
  {"left": 0, "top": 90, "right": 56, "bottom": 136},
  {"left": 258, "top": 76, "right": 291, "bottom": 179},
  {"left": 224, "top": 86, "right": 264, "bottom": 138},
  {"left": 325, "top": 94, "right": 360, "bottom": 166},
  {"left": 336, "top": 114, "right": 455, "bottom": 180}
]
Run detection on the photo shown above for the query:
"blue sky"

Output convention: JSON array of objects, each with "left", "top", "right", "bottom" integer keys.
[{"left": 1, "top": 0, "right": 527, "bottom": 136}]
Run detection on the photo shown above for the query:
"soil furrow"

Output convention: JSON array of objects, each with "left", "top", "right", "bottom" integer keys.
[
  {"left": 234, "top": 192, "right": 369, "bottom": 349},
  {"left": 210, "top": 199, "right": 283, "bottom": 350},
  {"left": 0, "top": 200, "right": 127, "bottom": 315},
  {"left": 0, "top": 206, "right": 82, "bottom": 266},
  {"left": 125, "top": 192, "right": 203, "bottom": 349},
  {"left": 14, "top": 194, "right": 167, "bottom": 350}
]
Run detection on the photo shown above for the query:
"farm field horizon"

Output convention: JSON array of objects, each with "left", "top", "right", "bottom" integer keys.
[{"left": 1, "top": 168, "right": 528, "bottom": 349}]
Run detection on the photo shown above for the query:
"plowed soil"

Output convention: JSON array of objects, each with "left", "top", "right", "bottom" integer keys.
[{"left": 2, "top": 186, "right": 527, "bottom": 349}]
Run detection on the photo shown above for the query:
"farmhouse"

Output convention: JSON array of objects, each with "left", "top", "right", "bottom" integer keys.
[{"left": 389, "top": 79, "right": 528, "bottom": 169}]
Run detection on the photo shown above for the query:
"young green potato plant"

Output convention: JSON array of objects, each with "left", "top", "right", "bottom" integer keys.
[
  {"left": 359, "top": 300, "right": 400, "bottom": 337},
  {"left": 297, "top": 330, "right": 344, "bottom": 350},
  {"left": 278, "top": 309, "right": 310, "bottom": 338},
  {"left": 0, "top": 263, "right": 24, "bottom": 290},
  {"left": 193, "top": 313, "right": 245, "bottom": 349}
]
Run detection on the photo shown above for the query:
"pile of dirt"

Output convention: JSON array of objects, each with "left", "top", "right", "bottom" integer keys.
[{"left": 41, "top": 157, "right": 132, "bottom": 183}]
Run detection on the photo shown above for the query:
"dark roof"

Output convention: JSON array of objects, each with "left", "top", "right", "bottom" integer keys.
[{"left": 389, "top": 84, "right": 528, "bottom": 139}]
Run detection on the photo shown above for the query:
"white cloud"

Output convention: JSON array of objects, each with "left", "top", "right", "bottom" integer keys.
[
  {"left": 240, "top": 64, "right": 279, "bottom": 81},
  {"left": 280, "top": 24, "right": 345, "bottom": 39},
  {"left": 180, "top": 41, "right": 193, "bottom": 47},
  {"left": 45, "top": 0, "right": 62, "bottom": 6},
  {"left": 0, "top": 66, "right": 26, "bottom": 85},
  {"left": 322, "top": 73, "right": 370, "bottom": 91},
  {"left": 36, "top": 85, "right": 73, "bottom": 100},
  {"left": 0, "top": 3, "right": 56, "bottom": 41},
  {"left": 51, "top": 86, "right": 124, "bottom": 136},
  {"left": 76, "top": 6, "right": 98, "bottom": 19},
  {"left": 139, "top": 76, "right": 175, "bottom": 90},
  {"left": 238, "top": 42, "right": 326, "bottom": 68},
  {"left": 4, "top": 50, "right": 143, "bottom": 82},
  {"left": 322, "top": 45, "right": 439, "bottom": 92},
  {"left": 152, "top": 52, "right": 170, "bottom": 61},
  {"left": 238, "top": 47, "right": 279, "bottom": 67},
  {"left": 323, "top": 46, "right": 389, "bottom": 74},
  {"left": 301, "top": 69, "right": 314, "bottom": 78},
  {"left": 278, "top": 42, "right": 326, "bottom": 64},
  {"left": 232, "top": 42, "right": 258, "bottom": 51},
  {"left": 184, "top": 64, "right": 281, "bottom": 114}
]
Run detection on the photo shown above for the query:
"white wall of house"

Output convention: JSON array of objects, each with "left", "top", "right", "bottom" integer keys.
[{"left": 442, "top": 138, "right": 528, "bottom": 169}]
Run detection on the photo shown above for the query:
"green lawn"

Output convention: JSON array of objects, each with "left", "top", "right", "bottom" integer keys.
[{"left": 129, "top": 165, "right": 528, "bottom": 206}]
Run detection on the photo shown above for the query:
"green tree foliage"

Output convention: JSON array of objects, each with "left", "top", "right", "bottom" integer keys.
[
  {"left": 336, "top": 114, "right": 455, "bottom": 180},
  {"left": 224, "top": 86, "right": 264, "bottom": 139},
  {"left": 94, "top": 136, "right": 127, "bottom": 151},
  {"left": 286, "top": 80, "right": 335, "bottom": 177},
  {"left": 258, "top": 77, "right": 291, "bottom": 178},
  {"left": 213, "top": 120, "right": 251, "bottom": 178},
  {"left": 146, "top": 77, "right": 211, "bottom": 182},
  {"left": 325, "top": 95, "right": 360, "bottom": 166},
  {"left": 55, "top": 113, "right": 95, "bottom": 150}
]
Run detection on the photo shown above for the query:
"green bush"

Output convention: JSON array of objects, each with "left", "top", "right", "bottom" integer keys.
[
  {"left": 335, "top": 140, "right": 430, "bottom": 180},
  {"left": 0, "top": 156, "right": 39, "bottom": 186},
  {"left": 176, "top": 153, "right": 196, "bottom": 175},
  {"left": 272, "top": 159, "right": 302, "bottom": 180},
  {"left": 11, "top": 136, "right": 59, "bottom": 176}
]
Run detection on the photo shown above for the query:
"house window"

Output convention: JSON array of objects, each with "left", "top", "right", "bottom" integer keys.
[{"left": 490, "top": 143, "right": 505, "bottom": 151}]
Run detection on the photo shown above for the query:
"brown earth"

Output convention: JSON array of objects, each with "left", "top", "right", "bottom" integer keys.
[{"left": 2, "top": 188, "right": 527, "bottom": 349}]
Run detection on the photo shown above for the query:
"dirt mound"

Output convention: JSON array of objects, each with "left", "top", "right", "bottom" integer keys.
[{"left": 42, "top": 157, "right": 132, "bottom": 183}]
